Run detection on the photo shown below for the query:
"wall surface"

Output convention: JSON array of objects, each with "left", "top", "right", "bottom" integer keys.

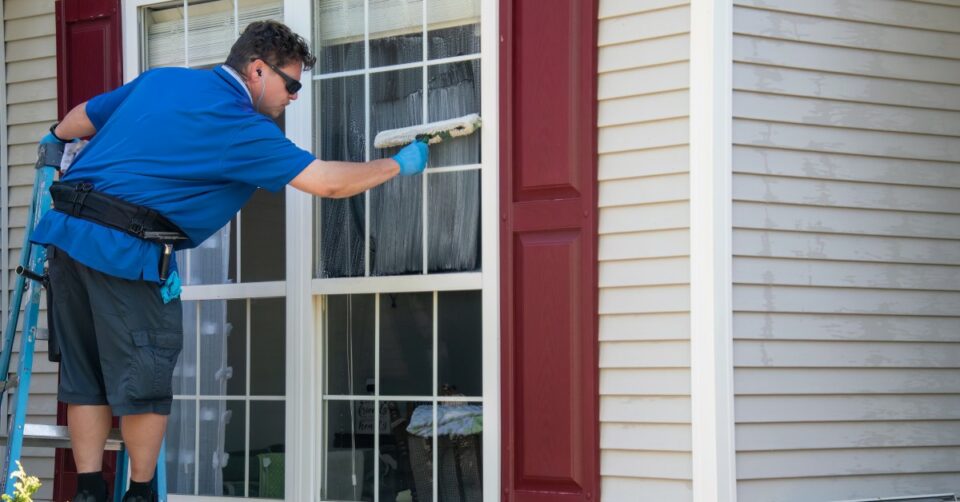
[
  {"left": 730, "top": 0, "right": 960, "bottom": 500},
  {"left": 596, "top": 0, "right": 693, "bottom": 500}
]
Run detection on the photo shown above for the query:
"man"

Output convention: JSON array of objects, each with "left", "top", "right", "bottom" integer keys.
[{"left": 31, "top": 20, "right": 427, "bottom": 502}]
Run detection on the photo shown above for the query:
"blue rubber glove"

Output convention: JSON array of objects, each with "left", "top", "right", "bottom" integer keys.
[
  {"left": 392, "top": 140, "right": 429, "bottom": 176},
  {"left": 160, "top": 270, "right": 182, "bottom": 304},
  {"left": 40, "top": 132, "right": 64, "bottom": 145}
]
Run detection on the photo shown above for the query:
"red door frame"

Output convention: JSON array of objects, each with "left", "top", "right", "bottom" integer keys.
[
  {"left": 499, "top": 1, "right": 600, "bottom": 500},
  {"left": 53, "top": 1, "right": 123, "bottom": 499}
]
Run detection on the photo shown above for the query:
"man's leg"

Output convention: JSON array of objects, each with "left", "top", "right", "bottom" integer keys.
[
  {"left": 68, "top": 404, "right": 112, "bottom": 471},
  {"left": 120, "top": 413, "right": 168, "bottom": 481}
]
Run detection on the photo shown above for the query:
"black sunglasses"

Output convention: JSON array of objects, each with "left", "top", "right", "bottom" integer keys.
[{"left": 264, "top": 61, "right": 302, "bottom": 95}]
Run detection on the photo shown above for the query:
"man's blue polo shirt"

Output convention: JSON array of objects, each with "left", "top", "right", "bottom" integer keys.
[{"left": 31, "top": 66, "right": 315, "bottom": 282}]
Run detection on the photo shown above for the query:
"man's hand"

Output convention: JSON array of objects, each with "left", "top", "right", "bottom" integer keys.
[{"left": 392, "top": 140, "right": 429, "bottom": 176}]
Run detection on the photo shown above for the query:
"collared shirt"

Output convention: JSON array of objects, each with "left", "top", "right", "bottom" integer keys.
[{"left": 30, "top": 66, "right": 315, "bottom": 282}]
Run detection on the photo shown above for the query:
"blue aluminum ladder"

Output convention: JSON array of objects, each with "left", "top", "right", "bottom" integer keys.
[{"left": 0, "top": 142, "right": 168, "bottom": 501}]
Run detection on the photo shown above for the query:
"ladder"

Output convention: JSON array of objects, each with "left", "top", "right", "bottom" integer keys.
[{"left": 0, "top": 142, "right": 168, "bottom": 501}]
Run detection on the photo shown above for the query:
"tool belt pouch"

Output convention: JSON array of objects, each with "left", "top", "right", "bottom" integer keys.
[{"left": 49, "top": 182, "right": 188, "bottom": 279}]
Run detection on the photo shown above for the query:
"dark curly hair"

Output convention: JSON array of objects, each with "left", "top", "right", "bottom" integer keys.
[{"left": 225, "top": 20, "right": 316, "bottom": 74}]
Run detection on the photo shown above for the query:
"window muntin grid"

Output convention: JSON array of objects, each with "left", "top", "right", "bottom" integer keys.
[
  {"left": 169, "top": 297, "right": 287, "bottom": 499},
  {"left": 141, "top": 0, "right": 287, "bottom": 285},
  {"left": 313, "top": 0, "right": 482, "bottom": 279},
  {"left": 321, "top": 292, "right": 483, "bottom": 501}
]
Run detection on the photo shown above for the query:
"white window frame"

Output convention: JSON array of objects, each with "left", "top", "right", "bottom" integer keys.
[{"left": 122, "top": 0, "right": 499, "bottom": 500}]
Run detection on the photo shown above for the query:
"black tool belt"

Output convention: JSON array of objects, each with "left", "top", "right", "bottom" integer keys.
[{"left": 49, "top": 181, "right": 188, "bottom": 280}]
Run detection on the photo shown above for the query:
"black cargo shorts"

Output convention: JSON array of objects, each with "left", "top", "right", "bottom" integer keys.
[{"left": 47, "top": 245, "right": 183, "bottom": 415}]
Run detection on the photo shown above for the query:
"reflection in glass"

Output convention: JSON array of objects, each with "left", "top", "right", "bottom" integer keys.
[
  {"left": 173, "top": 301, "right": 198, "bottom": 396},
  {"left": 428, "top": 61, "right": 481, "bottom": 168},
  {"left": 318, "top": 76, "right": 366, "bottom": 278},
  {"left": 369, "top": 69, "right": 424, "bottom": 275},
  {"left": 314, "top": 0, "right": 365, "bottom": 73},
  {"left": 241, "top": 190, "right": 285, "bottom": 281},
  {"left": 438, "top": 291, "right": 482, "bottom": 396},
  {"left": 251, "top": 401, "right": 286, "bottom": 498},
  {"left": 428, "top": 172, "right": 480, "bottom": 273},
  {"left": 250, "top": 298, "right": 285, "bottom": 396},
  {"left": 379, "top": 293, "right": 432, "bottom": 395},
  {"left": 238, "top": 0, "right": 283, "bottom": 34},
  {"left": 187, "top": 0, "right": 236, "bottom": 68},
  {"left": 380, "top": 401, "right": 433, "bottom": 501},
  {"left": 436, "top": 406, "right": 483, "bottom": 502},
  {"left": 166, "top": 399, "right": 197, "bottom": 495},
  {"left": 427, "top": 0, "right": 481, "bottom": 59},
  {"left": 370, "top": 0, "right": 423, "bottom": 67},
  {"left": 323, "top": 400, "right": 374, "bottom": 501},
  {"left": 198, "top": 400, "right": 245, "bottom": 496},
  {"left": 326, "top": 295, "right": 376, "bottom": 395},
  {"left": 198, "top": 300, "right": 246, "bottom": 397}
]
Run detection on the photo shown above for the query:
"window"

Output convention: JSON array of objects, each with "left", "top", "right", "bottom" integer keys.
[
  {"left": 313, "top": 1, "right": 485, "bottom": 500},
  {"left": 126, "top": 1, "right": 290, "bottom": 498}
]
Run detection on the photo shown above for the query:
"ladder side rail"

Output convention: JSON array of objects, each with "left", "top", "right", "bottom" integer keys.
[{"left": 2, "top": 165, "right": 55, "bottom": 497}]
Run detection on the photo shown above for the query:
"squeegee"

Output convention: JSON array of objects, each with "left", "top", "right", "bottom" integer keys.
[{"left": 374, "top": 113, "right": 481, "bottom": 148}]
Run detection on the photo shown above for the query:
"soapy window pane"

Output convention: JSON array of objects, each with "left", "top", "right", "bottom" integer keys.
[
  {"left": 314, "top": 0, "right": 365, "bottom": 73},
  {"left": 427, "top": 0, "right": 480, "bottom": 59},
  {"left": 428, "top": 171, "right": 480, "bottom": 273},
  {"left": 427, "top": 61, "right": 480, "bottom": 168},
  {"left": 370, "top": 0, "right": 423, "bottom": 67}
]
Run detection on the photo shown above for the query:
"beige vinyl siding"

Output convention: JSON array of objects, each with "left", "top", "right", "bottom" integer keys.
[
  {"left": 597, "top": 1, "right": 692, "bottom": 500},
  {"left": 3, "top": 0, "right": 58, "bottom": 500},
  {"left": 731, "top": 0, "right": 960, "bottom": 500}
]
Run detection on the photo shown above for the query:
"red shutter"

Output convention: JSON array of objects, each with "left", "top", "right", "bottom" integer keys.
[
  {"left": 499, "top": 1, "right": 600, "bottom": 501},
  {"left": 53, "top": 1, "right": 123, "bottom": 499}
]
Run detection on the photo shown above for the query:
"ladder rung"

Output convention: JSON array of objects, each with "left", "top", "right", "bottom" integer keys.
[{"left": 0, "top": 424, "right": 124, "bottom": 451}]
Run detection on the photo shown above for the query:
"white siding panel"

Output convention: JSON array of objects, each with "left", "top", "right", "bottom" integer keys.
[
  {"left": 738, "top": 474, "right": 960, "bottom": 502},
  {"left": 598, "top": 61, "right": 688, "bottom": 100},
  {"left": 737, "top": 421, "right": 960, "bottom": 451},
  {"left": 597, "top": 0, "right": 691, "bottom": 495},
  {"left": 598, "top": 5, "right": 689, "bottom": 46},
  {"left": 598, "top": 34, "right": 689, "bottom": 73},
  {"left": 738, "top": 447, "right": 960, "bottom": 479},
  {"left": 733, "top": 36, "right": 960, "bottom": 85},
  {"left": 601, "top": 396, "right": 691, "bottom": 424},
  {"left": 734, "top": 312, "right": 960, "bottom": 342},
  {"left": 735, "top": 340, "right": 960, "bottom": 368},
  {"left": 734, "top": 91, "right": 960, "bottom": 136},
  {"left": 601, "top": 450, "right": 693, "bottom": 479},
  {"left": 734, "top": 62, "right": 960, "bottom": 111},
  {"left": 598, "top": 90, "right": 689, "bottom": 128},
  {"left": 601, "top": 423, "right": 692, "bottom": 451},
  {"left": 732, "top": 147, "right": 960, "bottom": 188},
  {"left": 733, "top": 257, "right": 960, "bottom": 291},
  {"left": 735, "top": 0, "right": 960, "bottom": 33},
  {"left": 599, "top": 229, "right": 688, "bottom": 261},
  {"left": 734, "top": 5, "right": 960, "bottom": 57},
  {"left": 602, "top": 477, "right": 693, "bottom": 501},
  {"left": 600, "top": 340, "right": 690, "bottom": 368},
  {"left": 599, "top": 201, "right": 689, "bottom": 234},
  {"left": 732, "top": 1, "right": 960, "bottom": 498},
  {"left": 733, "top": 229, "right": 960, "bottom": 266},
  {"left": 600, "top": 257, "right": 688, "bottom": 288},
  {"left": 735, "top": 395, "right": 960, "bottom": 422},
  {"left": 599, "top": 145, "right": 689, "bottom": 182},
  {"left": 599, "top": 313, "right": 690, "bottom": 342}
]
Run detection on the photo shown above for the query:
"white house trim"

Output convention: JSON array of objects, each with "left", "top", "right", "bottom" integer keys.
[{"left": 689, "top": 0, "right": 736, "bottom": 501}]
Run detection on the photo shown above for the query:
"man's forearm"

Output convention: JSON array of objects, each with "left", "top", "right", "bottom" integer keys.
[
  {"left": 291, "top": 158, "right": 400, "bottom": 198},
  {"left": 53, "top": 102, "right": 97, "bottom": 141}
]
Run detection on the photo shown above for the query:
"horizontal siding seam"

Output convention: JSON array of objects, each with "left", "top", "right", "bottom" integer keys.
[
  {"left": 730, "top": 57, "right": 960, "bottom": 87},
  {"left": 733, "top": 116, "right": 960, "bottom": 140},
  {"left": 599, "top": 30, "right": 692, "bottom": 49},
  {"left": 731, "top": 3, "right": 960, "bottom": 35},
  {"left": 731, "top": 87, "right": 960, "bottom": 113},
  {"left": 598, "top": 59, "right": 691, "bottom": 76},
  {"left": 599, "top": 2, "right": 691, "bottom": 21}
]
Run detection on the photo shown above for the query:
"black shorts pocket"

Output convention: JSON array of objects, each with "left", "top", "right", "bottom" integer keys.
[{"left": 126, "top": 330, "right": 182, "bottom": 402}]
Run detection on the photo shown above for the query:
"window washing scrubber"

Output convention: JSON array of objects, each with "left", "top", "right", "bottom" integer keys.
[{"left": 374, "top": 113, "right": 482, "bottom": 148}]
